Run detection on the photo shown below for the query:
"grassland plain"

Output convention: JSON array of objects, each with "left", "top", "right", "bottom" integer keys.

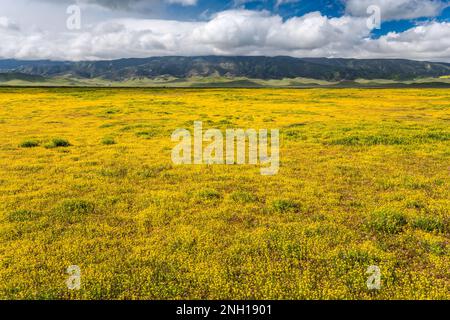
[{"left": 0, "top": 87, "right": 448, "bottom": 300}]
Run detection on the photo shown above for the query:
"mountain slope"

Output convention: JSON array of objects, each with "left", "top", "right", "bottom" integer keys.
[
  {"left": 0, "top": 73, "right": 46, "bottom": 82},
  {"left": 1, "top": 56, "right": 450, "bottom": 82}
]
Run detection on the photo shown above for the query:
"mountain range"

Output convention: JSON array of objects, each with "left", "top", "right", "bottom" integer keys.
[{"left": 1, "top": 56, "right": 450, "bottom": 86}]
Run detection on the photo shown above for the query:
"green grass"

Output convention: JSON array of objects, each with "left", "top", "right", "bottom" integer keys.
[
  {"left": 54, "top": 199, "right": 96, "bottom": 223},
  {"left": 412, "top": 216, "right": 447, "bottom": 233},
  {"left": 45, "top": 138, "right": 71, "bottom": 148},
  {"left": 2, "top": 75, "right": 450, "bottom": 88},
  {"left": 7, "top": 210, "right": 42, "bottom": 223},
  {"left": 19, "top": 140, "right": 40, "bottom": 148},
  {"left": 101, "top": 137, "right": 116, "bottom": 145},
  {"left": 367, "top": 209, "right": 408, "bottom": 235}
]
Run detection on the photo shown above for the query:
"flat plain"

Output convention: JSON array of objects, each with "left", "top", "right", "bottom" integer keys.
[{"left": 0, "top": 88, "right": 448, "bottom": 299}]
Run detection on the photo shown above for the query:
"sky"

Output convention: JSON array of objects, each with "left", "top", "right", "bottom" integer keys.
[{"left": 0, "top": 0, "right": 449, "bottom": 61}]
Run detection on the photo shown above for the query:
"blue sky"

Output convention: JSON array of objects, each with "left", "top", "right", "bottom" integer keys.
[
  {"left": 164, "top": 0, "right": 346, "bottom": 20},
  {"left": 165, "top": 0, "right": 450, "bottom": 36},
  {"left": 0, "top": 0, "right": 449, "bottom": 61}
]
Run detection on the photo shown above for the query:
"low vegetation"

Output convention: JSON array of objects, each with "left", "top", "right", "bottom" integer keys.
[{"left": 0, "top": 88, "right": 448, "bottom": 299}]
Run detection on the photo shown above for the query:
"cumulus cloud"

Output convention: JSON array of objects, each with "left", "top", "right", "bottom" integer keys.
[
  {"left": 38, "top": 0, "right": 197, "bottom": 10},
  {"left": 0, "top": 17, "right": 20, "bottom": 31},
  {"left": 345, "top": 0, "right": 448, "bottom": 21},
  {"left": 0, "top": 10, "right": 370, "bottom": 60},
  {"left": 0, "top": 8, "right": 450, "bottom": 62},
  {"left": 361, "top": 21, "right": 450, "bottom": 60}
]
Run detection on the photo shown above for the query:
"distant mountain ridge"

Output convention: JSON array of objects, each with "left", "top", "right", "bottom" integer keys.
[{"left": 1, "top": 56, "right": 450, "bottom": 81}]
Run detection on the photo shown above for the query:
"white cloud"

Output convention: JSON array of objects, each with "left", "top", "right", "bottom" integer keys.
[
  {"left": 345, "top": 0, "right": 448, "bottom": 21},
  {"left": 165, "top": 0, "right": 198, "bottom": 5},
  {"left": 0, "top": 8, "right": 450, "bottom": 62},
  {"left": 361, "top": 21, "right": 450, "bottom": 61},
  {"left": 0, "top": 10, "right": 370, "bottom": 60},
  {"left": 38, "top": 0, "right": 197, "bottom": 9},
  {"left": 234, "top": 0, "right": 302, "bottom": 9},
  {"left": 0, "top": 17, "right": 20, "bottom": 31}
]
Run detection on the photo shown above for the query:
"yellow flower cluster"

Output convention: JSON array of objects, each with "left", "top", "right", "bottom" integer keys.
[{"left": 0, "top": 88, "right": 448, "bottom": 299}]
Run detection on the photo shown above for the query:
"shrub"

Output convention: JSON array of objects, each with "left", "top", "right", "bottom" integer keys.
[
  {"left": 105, "top": 108, "right": 119, "bottom": 114},
  {"left": 218, "top": 119, "right": 233, "bottom": 126},
  {"left": 138, "top": 164, "right": 171, "bottom": 178},
  {"left": 99, "top": 167, "right": 128, "bottom": 178},
  {"left": 55, "top": 199, "right": 95, "bottom": 222},
  {"left": 368, "top": 209, "right": 407, "bottom": 234},
  {"left": 231, "top": 191, "right": 258, "bottom": 203},
  {"left": 102, "top": 137, "right": 116, "bottom": 145},
  {"left": 272, "top": 199, "right": 300, "bottom": 213},
  {"left": 136, "top": 131, "right": 155, "bottom": 139},
  {"left": 99, "top": 123, "right": 114, "bottom": 128},
  {"left": 19, "top": 140, "right": 39, "bottom": 148},
  {"left": 197, "top": 189, "right": 221, "bottom": 200},
  {"left": 45, "top": 138, "right": 71, "bottom": 148}
]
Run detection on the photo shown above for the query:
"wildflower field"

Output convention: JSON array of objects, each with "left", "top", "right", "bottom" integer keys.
[{"left": 0, "top": 87, "right": 448, "bottom": 300}]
